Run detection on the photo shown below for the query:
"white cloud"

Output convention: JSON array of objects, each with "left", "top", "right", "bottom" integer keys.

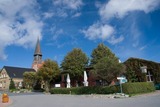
[
  {"left": 43, "top": 12, "right": 54, "bottom": 19},
  {"left": 56, "top": 9, "right": 68, "bottom": 18},
  {"left": 99, "top": 0, "right": 160, "bottom": 20},
  {"left": 83, "top": 0, "right": 160, "bottom": 44},
  {"left": 52, "top": 0, "right": 83, "bottom": 17},
  {"left": 50, "top": 26, "right": 64, "bottom": 40},
  {"left": 82, "top": 22, "right": 123, "bottom": 44},
  {"left": 53, "top": 0, "right": 83, "bottom": 10},
  {"left": 0, "top": 0, "right": 43, "bottom": 60},
  {"left": 108, "top": 36, "right": 124, "bottom": 45},
  {"left": 72, "top": 12, "right": 81, "bottom": 18},
  {"left": 128, "top": 21, "right": 142, "bottom": 48},
  {"left": 82, "top": 22, "right": 124, "bottom": 44},
  {"left": 82, "top": 22, "right": 114, "bottom": 40},
  {"left": 95, "top": 1, "right": 102, "bottom": 8},
  {"left": 139, "top": 45, "right": 147, "bottom": 51}
]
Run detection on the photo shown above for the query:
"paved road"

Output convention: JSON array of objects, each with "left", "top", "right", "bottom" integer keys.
[{"left": 1, "top": 91, "right": 160, "bottom": 107}]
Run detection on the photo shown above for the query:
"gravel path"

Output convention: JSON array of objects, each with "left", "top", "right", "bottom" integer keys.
[{"left": 1, "top": 91, "right": 160, "bottom": 107}]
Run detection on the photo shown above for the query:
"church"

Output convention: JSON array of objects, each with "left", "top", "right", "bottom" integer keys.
[{"left": 0, "top": 38, "right": 43, "bottom": 90}]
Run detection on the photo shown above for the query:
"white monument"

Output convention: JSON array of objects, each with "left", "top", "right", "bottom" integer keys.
[
  {"left": 83, "top": 71, "right": 88, "bottom": 86},
  {"left": 66, "top": 74, "right": 71, "bottom": 88}
]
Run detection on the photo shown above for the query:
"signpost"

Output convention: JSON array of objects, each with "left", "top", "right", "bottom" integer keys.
[{"left": 117, "top": 76, "right": 127, "bottom": 93}]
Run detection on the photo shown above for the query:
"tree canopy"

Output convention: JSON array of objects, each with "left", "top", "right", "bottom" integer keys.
[
  {"left": 90, "top": 43, "right": 117, "bottom": 66},
  {"left": 91, "top": 43, "right": 125, "bottom": 85},
  {"left": 23, "top": 72, "right": 36, "bottom": 89},
  {"left": 37, "top": 59, "right": 60, "bottom": 92},
  {"left": 94, "top": 56, "right": 125, "bottom": 85},
  {"left": 61, "top": 48, "right": 88, "bottom": 79}
]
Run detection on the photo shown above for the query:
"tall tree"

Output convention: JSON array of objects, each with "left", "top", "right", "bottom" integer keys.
[
  {"left": 91, "top": 43, "right": 117, "bottom": 66},
  {"left": 94, "top": 56, "right": 125, "bottom": 85},
  {"left": 37, "top": 59, "right": 60, "bottom": 92},
  {"left": 61, "top": 48, "right": 88, "bottom": 81},
  {"left": 23, "top": 72, "right": 36, "bottom": 89},
  {"left": 91, "top": 43, "right": 125, "bottom": 85}
]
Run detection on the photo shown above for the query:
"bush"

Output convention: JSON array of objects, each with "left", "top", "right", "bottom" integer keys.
[
  {"left": 9, "top": 79, "right": 16, "bottom": 90},
  {"left": 50, "top": 82, "right": 155, "bottom": 95},
  {"left": 50, "top": 88, "right": 71, "bottom": 94},
  {"left": 50, "top": 86, "right": 119, "bottom": 95},
  {"left": 122, "top": 82, "right": 155, "bottom": 94}
]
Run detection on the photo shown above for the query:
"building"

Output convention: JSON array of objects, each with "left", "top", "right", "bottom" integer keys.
[
  {"left": 0, "top": 38, "right": 43, "bottom": 90},
  {"left": 0, "top": 66, "right": 35, "bottom": 90},
  {"left": 124, "top": 57, "right": 160, "bottom": 83}
]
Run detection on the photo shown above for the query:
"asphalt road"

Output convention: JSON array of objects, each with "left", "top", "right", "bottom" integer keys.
[{"left": 1, "top": 91, "right": 160, "bottom": 107}]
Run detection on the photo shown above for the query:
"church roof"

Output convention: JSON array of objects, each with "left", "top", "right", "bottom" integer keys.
[
  {"left": 2, "top": 66, "right": 36, "bottom": 79},
  {"left": 34, "top": 38, "right": 42, "bottom": 56}
]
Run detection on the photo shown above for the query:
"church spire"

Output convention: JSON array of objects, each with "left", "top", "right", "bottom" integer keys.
[
  {"left": 34, "top": 37, "right": 42, "bottom": 56},
  {"left": 32, "top": 37, "right": 43, "bottom": 71}
]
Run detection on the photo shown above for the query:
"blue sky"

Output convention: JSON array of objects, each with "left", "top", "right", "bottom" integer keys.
[{"left": 0, "top": 0, "right": 160, "bottom": 68}]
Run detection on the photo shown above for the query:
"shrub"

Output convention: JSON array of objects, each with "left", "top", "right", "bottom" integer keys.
[
  {"left": 50, "top": 82, "right": 155, "bottom": 95},
  {"left": 122, "top": 82, "right": 155, "bottom": 94},
  {"left": 9, "top": 79, "right": 16, "bottom": 90},
  {"left": 50, "top": 86, "right": 119, "bottom": 95}
]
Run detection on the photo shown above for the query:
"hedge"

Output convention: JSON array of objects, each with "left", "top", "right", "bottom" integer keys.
[
  {"left": 50, "top": 82, "right": 155, "bottom": 95},
  {"left": 122, "top": 82, "right": 155, "bottom": 94},
  {"left": 50, "top": 86, "right": 119, "bottom": 94}
]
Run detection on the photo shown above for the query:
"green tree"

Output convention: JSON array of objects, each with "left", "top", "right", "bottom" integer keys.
[
  {"left": 91, "top": 43, "right": 125, "bottom": 85},
  {"left": 9, "top": 79, "right": 16, "bottom": 90},
  {"left": 61, "top": 48, "right": 88, "bottom": 83},
  {"left": 23, "top": 72, "right": 36, "bottom": 89},
  {"left": 91, "top": 43, "right": 117, "bottom": 66},
  {"left": 37, "top": 59, "right": 60, "bottom": 92},
  {"left": 94, "top": 56, "right": 125, "bottom": 85}
]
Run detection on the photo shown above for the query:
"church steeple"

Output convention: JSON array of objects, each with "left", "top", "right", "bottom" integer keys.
[
  {"left": 32, "top": 37, "right": 43, "bottom": 71},
  {"left": 34, "top": 37, "right": 42, "bottom": 57}
]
